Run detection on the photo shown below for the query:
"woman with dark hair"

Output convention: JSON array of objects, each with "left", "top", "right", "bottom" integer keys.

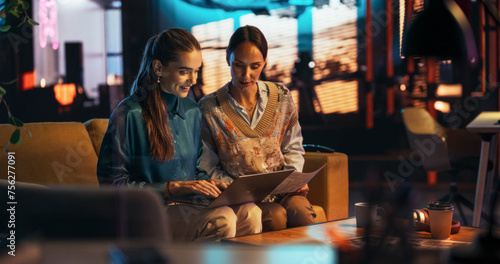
[
  {"left": 97, "top": 28, "right": 262, "bottom": 242},
  {"left": 199, "top": 25, "right": 316, "bottom": 231}
]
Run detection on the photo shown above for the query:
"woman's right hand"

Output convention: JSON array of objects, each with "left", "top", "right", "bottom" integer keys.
[
  {"left": 169, "top": 180, "right": 222, "bottom": 198},
  {"left": 206, "top": 179, "right": 229, "bottom": 191}
]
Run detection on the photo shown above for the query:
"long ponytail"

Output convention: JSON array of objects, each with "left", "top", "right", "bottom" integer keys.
[{"left": 130, "top": 28, "right": 201, "bottom": 162}]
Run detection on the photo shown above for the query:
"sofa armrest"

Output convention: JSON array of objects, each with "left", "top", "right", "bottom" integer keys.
[
  {"left": 84, "top": 118, "right": 109, "bottom": 157},
  {"left": 304, "top": 152, "right": 349, "bottom": 221}
]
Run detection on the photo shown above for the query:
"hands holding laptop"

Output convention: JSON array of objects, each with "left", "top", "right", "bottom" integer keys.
[{"left": 167, "top": 179, "right": 229, "bottom": 198}]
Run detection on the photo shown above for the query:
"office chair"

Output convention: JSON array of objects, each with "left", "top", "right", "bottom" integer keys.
[
  {"left": 401, "top": 107, "right": 490, "bottom": 226},
  {"left": 0, "top": 181, "right": 169, "bottom": 242}
]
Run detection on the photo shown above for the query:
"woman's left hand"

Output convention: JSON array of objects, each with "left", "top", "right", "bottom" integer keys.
[{"left": 289, "top": 184, "right": 309, "bottom": 197}]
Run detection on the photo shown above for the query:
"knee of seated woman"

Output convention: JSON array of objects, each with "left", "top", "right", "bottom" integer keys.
[
  {"left": 235, "top": 202, "right": 262, "bottom": 220},
  {"left": 207, "top": 206, "right": 238, "bottom": 236},
  {"left": 210, "top": 206, "right": 238, "bottom": 222},
  {"left": 259, "top": 202, "right": 287, "bottom": 231},
  {"left": 281, "top": 194, "right": 313, "bottom": 209}
]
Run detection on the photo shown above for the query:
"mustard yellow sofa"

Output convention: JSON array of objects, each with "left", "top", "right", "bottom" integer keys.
[{"left": 0, "top": 119, "right": 348, "bottom": 222}]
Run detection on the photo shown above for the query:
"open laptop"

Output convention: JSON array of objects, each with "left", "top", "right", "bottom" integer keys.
[{"left": 167, "top": 169, "right": 295, "bottom": 208}]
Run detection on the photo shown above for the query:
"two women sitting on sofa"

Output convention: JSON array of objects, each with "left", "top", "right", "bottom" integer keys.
[{"left": 97, "top": 26, "right": 315, "bottom": 242}]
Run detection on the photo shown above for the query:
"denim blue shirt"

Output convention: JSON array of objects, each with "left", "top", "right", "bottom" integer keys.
[{"left": 97, "top": 91, "right": 208, "bottom": 195}]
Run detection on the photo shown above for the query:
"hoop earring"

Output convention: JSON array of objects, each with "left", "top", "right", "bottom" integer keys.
[{"left": 157, "top": 75, "right": 161, "bottom": 83}]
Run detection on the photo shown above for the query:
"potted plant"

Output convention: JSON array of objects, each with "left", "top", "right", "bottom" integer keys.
[{"left": 0, "top": 0, "right": 38, "bottom": 149}]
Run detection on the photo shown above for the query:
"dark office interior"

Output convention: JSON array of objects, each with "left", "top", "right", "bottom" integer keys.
[{"left": 1, "top": 0, "right": 500, "bottom": 263}]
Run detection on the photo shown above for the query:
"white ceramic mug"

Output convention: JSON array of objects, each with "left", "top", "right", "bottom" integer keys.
[{"left": 355, "top": 202, "right": 385, "bottom": 227}]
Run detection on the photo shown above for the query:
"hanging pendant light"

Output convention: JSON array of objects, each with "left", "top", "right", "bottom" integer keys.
[{"left": 402, "top": 0, "right": 478, "bottom": 67}]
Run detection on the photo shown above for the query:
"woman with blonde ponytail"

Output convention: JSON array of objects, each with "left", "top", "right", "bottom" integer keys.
[{"left": 97, "top": 28, "right": 262, "bottom": 242}]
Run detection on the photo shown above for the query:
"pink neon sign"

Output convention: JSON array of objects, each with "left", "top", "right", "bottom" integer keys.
[{"left": 39, "top": 0, "right": 59, "bottom": 50}]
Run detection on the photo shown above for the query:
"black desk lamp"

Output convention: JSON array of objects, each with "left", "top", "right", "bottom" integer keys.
[{"left": 402, "top": 0, "right": 478, "bottom": 66}]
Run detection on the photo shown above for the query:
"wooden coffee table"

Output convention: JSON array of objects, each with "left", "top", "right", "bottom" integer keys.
[{"left": 222, "top": 217, "right": 483, "bottom": 247}]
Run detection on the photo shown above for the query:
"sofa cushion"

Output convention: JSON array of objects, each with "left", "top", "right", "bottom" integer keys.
[
  {"left": 84, "top": 118, "right": 109, "bottom": 156},
  {"left": 312, "top": 205, "right": 327, "bottom": 223},
  {"left": 0, "top": 122, "right": 99, "bottom": 186}
]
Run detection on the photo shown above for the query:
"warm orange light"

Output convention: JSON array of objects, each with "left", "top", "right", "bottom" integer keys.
[
  {"left": 434, "top": 100, "right": 450, "bottom": 113},
  {"left": 436, "top": 84, "right": 462, "bottom": 97},
  {"left": 54, "top": 83, "right": 76, "bottom": 106},
  {"left": 314, "top": 80, "right": 358, "bottom": 114},
  {"left": 192, "top": 19, "right": 234, "bottom": 95},
  {"left": 22, "top": 71, "right": 35, "bottom": 91}
]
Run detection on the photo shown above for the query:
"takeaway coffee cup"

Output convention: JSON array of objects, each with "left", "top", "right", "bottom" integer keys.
[
  {"left": 355, "top": 202, "right": 385, "bottom": 227},
  {"left": 427, "top": 201, "right": 454, "bottom": 239}
]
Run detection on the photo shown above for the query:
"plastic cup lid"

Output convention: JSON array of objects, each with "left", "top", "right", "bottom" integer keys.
[{"left": 427, "top": 201, "right": 454, "bottom": 211}]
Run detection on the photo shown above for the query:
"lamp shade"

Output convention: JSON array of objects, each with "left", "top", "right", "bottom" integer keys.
[{"left": 402, "top": 0, "right": 478, "bottom": 67}]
